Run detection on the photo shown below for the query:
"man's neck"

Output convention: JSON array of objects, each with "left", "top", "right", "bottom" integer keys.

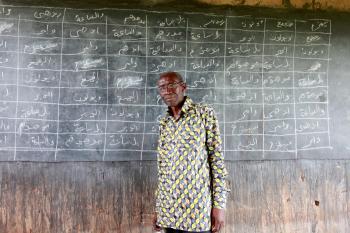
[
  {"left": 169, "top": 97, "right": 186, "bottom": 120},
  {"left": 170, "top": 106, "right": 182, "bottom": 119}
]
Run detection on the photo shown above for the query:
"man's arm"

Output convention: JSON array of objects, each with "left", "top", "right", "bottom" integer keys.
[
  {"left": 153, "top": 187, "right": 161, "bottom": 231},
  {"left": 211, "top": 208, "right": 225, "bottom": 232},
  {"left": 152, "top": 212, "right": 162, "bottom": 231},
  {"left": 204, "top": 106, "right": 229, "bottom": 231}
]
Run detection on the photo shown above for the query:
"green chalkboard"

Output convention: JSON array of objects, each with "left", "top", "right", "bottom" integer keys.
[{"left": 0, "top": 2, "right": 348, "bottom": 161}]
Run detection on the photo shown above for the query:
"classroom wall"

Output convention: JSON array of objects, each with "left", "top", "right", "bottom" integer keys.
[
  {"left": 0, "top": 161, "right": 348, "bottom": 233},
  {"left": 0, "top": 0, "right": 349, "bottom": 233}
]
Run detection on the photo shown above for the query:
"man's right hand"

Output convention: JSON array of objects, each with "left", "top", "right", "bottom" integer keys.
[{"left": 152, "top": 212, "right": 162, "bottom": 232}]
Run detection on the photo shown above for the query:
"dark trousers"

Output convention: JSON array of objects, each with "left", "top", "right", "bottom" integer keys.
[{"left": 164, "top": 228, "right": 211, "bottom": 233}]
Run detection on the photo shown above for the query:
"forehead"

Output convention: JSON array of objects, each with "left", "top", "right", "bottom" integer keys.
[{"left": 157, "top": 74, "right": 179, "bottom": 85}]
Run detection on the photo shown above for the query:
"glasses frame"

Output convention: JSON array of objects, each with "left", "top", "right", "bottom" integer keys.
[{"left": 157, "top": 81, "right": 183, "bottom": 92}]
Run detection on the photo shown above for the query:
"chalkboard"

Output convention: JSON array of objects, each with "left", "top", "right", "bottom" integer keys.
[{"left": 0, "top": 5, "right": 348, "bottom": 161}]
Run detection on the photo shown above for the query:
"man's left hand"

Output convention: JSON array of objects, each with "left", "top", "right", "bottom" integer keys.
[{"left": 211, "top": 208, "right": 225, "bottom": 232}]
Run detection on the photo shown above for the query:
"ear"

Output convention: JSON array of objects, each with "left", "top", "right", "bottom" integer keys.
[{"left": 182, "top": 82, "right": 187, "bottom": 92}]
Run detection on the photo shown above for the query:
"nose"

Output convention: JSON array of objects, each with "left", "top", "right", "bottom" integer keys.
[
  {"left": 164, "top": 86, "right": 172, "bottom": 94},
  {"left": 160, "top": 86, "right": 172, "bottom": 95}
]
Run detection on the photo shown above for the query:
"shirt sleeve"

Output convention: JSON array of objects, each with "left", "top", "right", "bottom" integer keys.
[
  {"left": 155, "top": 188, "right": 160, "bottom": 212},
  {"left": 154, "top": 122, "right": 163, "bottom": 213},
  {"left": 204, "top": 106, "right": 229, "bottom": 209}
]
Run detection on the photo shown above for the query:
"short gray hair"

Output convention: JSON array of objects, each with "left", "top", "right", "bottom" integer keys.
[{"left": 159, "top": 71, "right": 184, "bottom": 83}]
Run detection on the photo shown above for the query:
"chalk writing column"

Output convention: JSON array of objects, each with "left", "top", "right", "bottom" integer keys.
[
  {"left": 225, "top": 17, "right": 264, "bottom": 159},
  {"left": 143, "top": 12, "right": 187, "bottom": 160},
  {"left": 58, "top": 9, "right": 107, "bottom": 160},
  {"left": 105, "top": 10, "right": 146, "bottom": 160},
  {"left": 0, "top": 7, "right": 19, "bottom": 160},
  {"left": 16, "top": 7, "right": 64, "bottom": 160},
  {"left": 186, "top": 13, "right": 225, "bottom": 139},
  {"left": 294, "top": 19, "right": 332, "bottom": 157},
  {"left": 263, "top": 18, "right": 296, "bottom": 159}
]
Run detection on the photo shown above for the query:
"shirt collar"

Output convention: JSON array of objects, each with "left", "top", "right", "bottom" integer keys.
[{"left": 166, "top": 96, "right": 194, "bottom": 118}]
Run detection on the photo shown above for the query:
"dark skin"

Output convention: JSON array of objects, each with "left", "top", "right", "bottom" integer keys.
[
  {"left": 153, "top": 72, "right": 225, "bottom": 232},
  {"left": 157, "top": 73, "right": 187, "bottom": 119}
]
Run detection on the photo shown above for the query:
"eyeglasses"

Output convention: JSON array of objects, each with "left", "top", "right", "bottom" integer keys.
[{"left": 157, "top": 81, "right": 183, "bottom": 92}]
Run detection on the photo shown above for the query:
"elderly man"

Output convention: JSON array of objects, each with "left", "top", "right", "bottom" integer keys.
[{"left": 153, "top": 71, "right": 229, "bottom": 233}]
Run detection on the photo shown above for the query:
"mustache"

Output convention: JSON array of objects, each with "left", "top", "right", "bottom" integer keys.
[{"left": 162, "top": 94, "right": 176, "bottom": 99}]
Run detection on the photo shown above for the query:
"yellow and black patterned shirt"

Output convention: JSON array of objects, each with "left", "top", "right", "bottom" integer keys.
[{"left": 155, "top": 97, "right": 228, "bottom": 231}]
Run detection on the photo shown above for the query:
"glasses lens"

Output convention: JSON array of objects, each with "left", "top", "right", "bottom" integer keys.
[{"left": 158, "top": 82, "right": 181, "bottom": 91}]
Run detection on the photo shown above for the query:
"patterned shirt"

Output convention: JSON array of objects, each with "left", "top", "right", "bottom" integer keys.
[{"left": 155, "top": 97, "right": 228, "bottom": 231}]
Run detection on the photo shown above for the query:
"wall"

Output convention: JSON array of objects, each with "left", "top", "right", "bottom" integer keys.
[
  {"left": 0, "top": 0, "right": 349, "bottom": 233},
  {"left": 0, "top": 161, "right": 348, "bottom": 233}
]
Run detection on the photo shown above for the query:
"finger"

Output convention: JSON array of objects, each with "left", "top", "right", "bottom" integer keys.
[
  {"left": 153, "top": 225, "right": 160, "bottom": 231},
  {"left": 217, "top": 221, "right": 225, "bottom": 232},
  {"left": 212, "top": 220, "right": 217, "bottom": 232},
  {"left": 216, "top": 223, "right": 222, "bottom": 232},
  {"left": 212, "top": 223, "right": 219, "bottom": 232},
  {"left": 154, "top": 225, "right": 161, "bottom": 231}
]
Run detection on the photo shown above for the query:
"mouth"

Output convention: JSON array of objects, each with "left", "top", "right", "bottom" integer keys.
[{"left": 163, "top": 95, "right": 175, "bottom": 102}]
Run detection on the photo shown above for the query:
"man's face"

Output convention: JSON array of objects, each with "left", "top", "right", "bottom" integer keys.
[{"left": 157, "top": 75, "right": 186, "bottom": 107}]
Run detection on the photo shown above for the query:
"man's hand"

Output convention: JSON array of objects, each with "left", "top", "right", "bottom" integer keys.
[
  {"left": 152, "top": 212, "right": 162, "bottom": 232},
  {"left": 211, "top": 208, "right": 225, "bottom": 232}
]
